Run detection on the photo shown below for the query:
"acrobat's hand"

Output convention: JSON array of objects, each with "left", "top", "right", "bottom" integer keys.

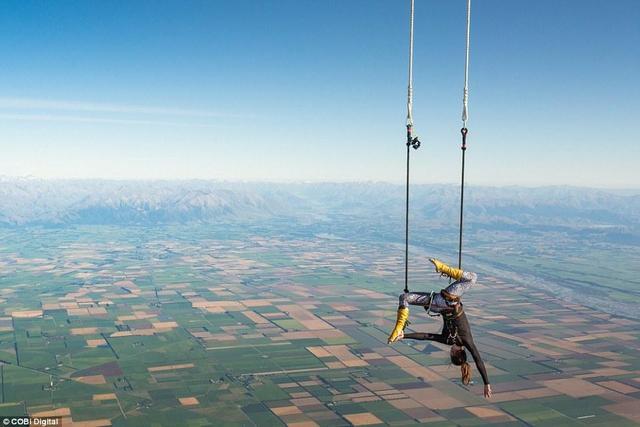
[
  {"left": 387, "top": 329, "right": 404, "bottom": 344},
  {"left": 484, "top": 384, "right": 492, "bottom": 399}
]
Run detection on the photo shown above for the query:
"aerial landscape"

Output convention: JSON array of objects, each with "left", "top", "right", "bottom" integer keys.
[
  {"left": 1, "top": 0, "right": 639, "bottom": 426},
  {"left": 0, "top": 181, "right": 638, "bottom": 426}
]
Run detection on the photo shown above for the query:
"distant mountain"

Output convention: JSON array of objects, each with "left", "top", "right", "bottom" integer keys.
[
  {"left": 0, "top": 178, "right": 639, "bottom": 233},
  {"left": 0, "top": 178, "right": 311, "bottom": 225},
  {"left": 289, "top": 183, "right": 640, "bottom": 228}
]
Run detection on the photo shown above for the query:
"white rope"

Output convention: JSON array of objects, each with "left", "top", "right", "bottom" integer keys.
[
  {"left": 407, "top": 0, "right": 415, "bottom": 128},
  {"left": 461, "top": 0, "right": 471, "bottom": 127}
]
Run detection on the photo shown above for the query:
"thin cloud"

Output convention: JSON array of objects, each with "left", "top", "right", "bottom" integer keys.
[
  {"left": 0, "top": 97, "right": 243, "bottom": 119},
  {"left": 0, "top": 113, "right": 218, "bottom": 127}
]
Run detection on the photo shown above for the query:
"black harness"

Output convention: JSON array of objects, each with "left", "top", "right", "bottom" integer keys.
[
  {"left": 442, "top": 301, "right": 464, "bottom": 345},
  {"left": 422, "top": 290, "right": 465, "bottom": 345}
]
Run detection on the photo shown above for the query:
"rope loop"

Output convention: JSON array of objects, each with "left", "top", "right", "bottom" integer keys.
[{"left": 461, "top": 127, "right": 468, "bottom": 151}]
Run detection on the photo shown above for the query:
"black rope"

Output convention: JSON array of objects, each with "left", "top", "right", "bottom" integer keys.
[
  {"left": 404, "top": 125, "right": 420, "bottom": 293},
  {"left": 404, "top": 128, "right": 411, "bottom": 293},
  {"left": 457, "top": 127, "right": 468, "bottom": 269}
]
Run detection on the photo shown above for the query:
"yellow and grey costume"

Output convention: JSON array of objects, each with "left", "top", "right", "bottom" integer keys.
[{"left": 388, "top": 259, "right": 477, "bottom": 343}]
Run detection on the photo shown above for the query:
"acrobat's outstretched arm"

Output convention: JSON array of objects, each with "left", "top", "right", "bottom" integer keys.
[{"left": 460, "top": 333, "right": 490, "bottom": 386}]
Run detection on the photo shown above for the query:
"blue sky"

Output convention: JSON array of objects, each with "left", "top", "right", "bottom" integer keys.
[{"left": 0, "top": 0, "right": 638, "bottom": 187}]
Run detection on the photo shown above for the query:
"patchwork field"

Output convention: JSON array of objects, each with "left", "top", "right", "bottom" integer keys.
[{"left": 0, "top": 225, "right": 638, "bottom": 426}]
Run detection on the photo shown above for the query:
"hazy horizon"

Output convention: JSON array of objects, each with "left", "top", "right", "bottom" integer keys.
[{"left": 2, "top": 174, "right": 640, "bottom": 193}]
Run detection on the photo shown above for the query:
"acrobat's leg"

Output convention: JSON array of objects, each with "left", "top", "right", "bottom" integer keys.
[
  {"left": 443, "top": 271, "right": 477, "bottom": 299},
  {"left": 429, "top": 258, "right": 464, "bottom": 281},
  {"left": 388, "top": 292, "right": 432, "bottom": 344},
  {"left": 428, "top": 258, "right": 478, "bottom": 300},
  {"left": 399, "top": 291, "right": 432, "bottom": 309}
]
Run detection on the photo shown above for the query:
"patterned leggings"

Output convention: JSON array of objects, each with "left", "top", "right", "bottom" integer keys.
[{"left": 398, "top": 271, "right": 477, "bottom": 313}]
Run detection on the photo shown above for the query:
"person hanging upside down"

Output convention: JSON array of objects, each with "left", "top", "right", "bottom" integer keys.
[{"left": 388, "top": 259, "right": 492, "bottom": 398}]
